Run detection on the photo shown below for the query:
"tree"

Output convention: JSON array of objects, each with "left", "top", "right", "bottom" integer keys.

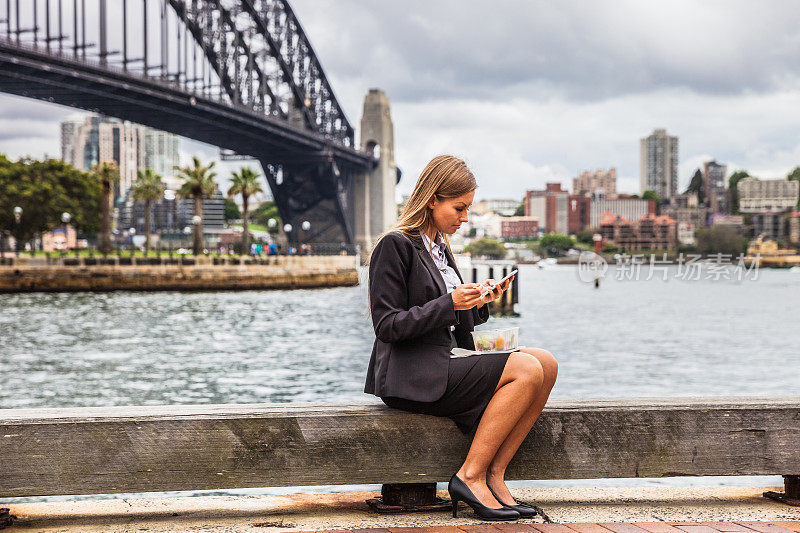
[
  {"left": 576, "top": 229, "right": 595, "bottom": 244},
  {"left": 539, "top": 233, "right": 574, "bottom": 256},
  {"left": 130, "top": 168, "right": 165, "bottom": 253},
  {"left": 227, "top": 166, "right": 263, "bottom": 254},
  {"left": 224, "top": 198, "right": 242, "bottom": 222},
  {"left": 93, "top": 161, "right": 120, "bottom": 254},
  {"left": 464, "top": 238, "right": 506, "bottom": 259},
  {"left": 250, "top": 200, "right": 281, "bottom": 233},
  {"left": 728, "top": 170, "right": 749, "bottom": 214},
  {"left": 695, "top": 225, "right": 748, "bottom": 256},
  {"left": 176, "top": 156, "right": 217, "bottom": 255},
  {"left": 0, "top": 155, "right": 101, "bottom": 250},
  {"left": 513, "top": 202, "right": 525, "bottom": 216},
  {"left": 788, "top": 167, "right": 800, "bottom": 208},
  {"left": 684, "top": 169, "right": 705, "bottom": 205},
  {"left": 642, "top": 190, "right": 660, "bottom": 202}
]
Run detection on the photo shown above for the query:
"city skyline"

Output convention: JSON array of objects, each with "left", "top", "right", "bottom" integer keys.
[{"left": 1, "top": 1, "right": 800, "bottom": 200}]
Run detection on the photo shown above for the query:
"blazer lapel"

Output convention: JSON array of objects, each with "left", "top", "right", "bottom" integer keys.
[
  {"left": 410, "top": 233, "right": 447, "bottom": 296},
  {"left": 443, "top": 243, "right": 465, "bottom": 284}
]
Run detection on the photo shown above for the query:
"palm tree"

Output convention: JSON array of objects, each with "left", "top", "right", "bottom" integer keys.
[
  {"left": 131, "top": 168, "right": 165, "bottom": 254},
  {"left": 227, "top": 167, "right": 264, "bottom": 255},
  {"left": 93, "top": 161, "right": 119, "bottom": 254},
  {"left": 175, "top": 156, "right": 217, "bottom": 255}
]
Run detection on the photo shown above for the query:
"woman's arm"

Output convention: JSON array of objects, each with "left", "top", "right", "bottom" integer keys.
[
  {"left": 473, "top": 302, "right": 490, "bottom": 326},
  {"left": 369, "top": 233, "right": 459, "bottom": 343}
]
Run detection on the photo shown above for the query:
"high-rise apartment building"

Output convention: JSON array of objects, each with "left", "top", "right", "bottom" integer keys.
[
  {"left": 61, "top": 114, "right": 180, "bottom": 197},
  {"left": 640, "top": 129, "right": 678, "bottom": 200},
  {"left": 573, "top": 168, "right": 617, "bottom": 198},
  {"left": 143, "top": 128, "right": 181, "bottom": 190},
  {"left": 702, "top": 160, "right": 728, "bottom": 214},
  {"left": 61, "top": 115, "right": 143, "bottom": 195}
]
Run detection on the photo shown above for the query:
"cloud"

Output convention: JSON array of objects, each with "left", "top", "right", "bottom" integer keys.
[{"left": 2, "top": 1, "right": 800, "bottom": 202}]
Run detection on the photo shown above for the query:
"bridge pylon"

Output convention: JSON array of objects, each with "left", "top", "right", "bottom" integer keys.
[{"left": 355, "top": 89, "right": 399, "bottom": 254}]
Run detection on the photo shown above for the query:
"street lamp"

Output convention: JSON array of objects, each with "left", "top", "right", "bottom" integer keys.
[
  {"left": 592, "top": 233, "right": 603, "bottom": 254},
  {"left": 191, "top": 215, "right": 202, "bottom": 255},
  {"left": 283, "top": 223, "right": 293, "bottom": 254},
  {"left": 301, "top": 220, "right": 311, "bottom": 254},
  {"left": 60, "top": 212, "right": 71, "bottom": 254},
  {"left": 13, "top": 206, "right": 22, "bottom": 256}
]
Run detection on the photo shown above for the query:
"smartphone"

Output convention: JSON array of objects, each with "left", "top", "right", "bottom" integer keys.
[{"left": 480, "top": 269, "right": 518, "bottom": 296}]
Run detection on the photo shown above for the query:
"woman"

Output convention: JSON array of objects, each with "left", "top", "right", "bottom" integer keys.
[{"left": 364, "top": 154, "right": 558, "bottom": 521}]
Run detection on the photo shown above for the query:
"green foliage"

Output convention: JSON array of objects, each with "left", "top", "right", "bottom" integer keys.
[
  {"left": 539, "top": 233, "right": 574, "bottom": 255},
  {"left": 131, "top": 168, "right": 164, "bottom": 205},
  {"left": 728, "top": 170, "right": 750, "bottom": 214},
  {"left": 695, "top": 225, "right": 748, "bottom": 256},
  {"left": 642, "top": 190, "right": 660, "bottom": 202},
  {"left": 227, "top": 166, "right": 263, "bottom": 201},
  {"left": 250, "top": 200, "right": 281, "bottom": 230},
  {"left": 787, "top": 166, "right": 800, "bottom": 182},
  {"left": 576, "top": 229, "right": 595, "bottom": 244},
  {"left": 464, "top": 238, "right": 506, "bottom": 259},
  {"left": 175, "top": 156, "right": 217, "bottom": 200},
  {"left": 513, "top": 202, "right": 525, "bottom": 216},
  {"left": 224, "top": 198, "right": 242, "bottom": 221},
  {"left": 0, "top": 155, "right": 101, "bottom": 244}
]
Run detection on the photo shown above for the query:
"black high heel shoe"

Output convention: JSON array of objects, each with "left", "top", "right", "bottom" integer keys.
[
  {"left": 487, "top": 485, "right": 539, "bottom": 518},
  {"left": 448, "top": 474, "right": 520, "bottom": 521}
]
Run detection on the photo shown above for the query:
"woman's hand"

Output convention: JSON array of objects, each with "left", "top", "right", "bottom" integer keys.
[
  {"left": 451, "top": 283, "right": 485, "bottom": 310},
  {"left": 477, "top": 274, "right": 515, "bottom": 305}
]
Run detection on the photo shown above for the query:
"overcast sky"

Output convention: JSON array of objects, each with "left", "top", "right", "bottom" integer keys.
[{"left": 1, "top": 0, "right": 799, "bottom": 201}]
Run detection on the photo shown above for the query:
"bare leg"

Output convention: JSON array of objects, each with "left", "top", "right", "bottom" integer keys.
[
  {"left": 454, "top": 352, "right": 544, "bottom": 508},
  {"left": 486, "top": 348, "right": 558, "bottom": 505}
]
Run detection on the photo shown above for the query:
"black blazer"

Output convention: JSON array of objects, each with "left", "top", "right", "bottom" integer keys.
[{"left": 364, "top": 230, "right": 490, "bottom": 402}]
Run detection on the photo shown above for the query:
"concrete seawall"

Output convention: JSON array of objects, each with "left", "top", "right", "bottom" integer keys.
[{"left": 0, "top": 256, "right": 358, "bottom": 293}]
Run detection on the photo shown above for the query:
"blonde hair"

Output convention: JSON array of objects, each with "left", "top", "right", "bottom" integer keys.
[{"left": 370, "top": 154, "right": 477, "bottom": 262}]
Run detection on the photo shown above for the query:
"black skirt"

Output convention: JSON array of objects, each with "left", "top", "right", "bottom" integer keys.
[{"left": 381, "top": 331, "right": 511, "bottom": 436}]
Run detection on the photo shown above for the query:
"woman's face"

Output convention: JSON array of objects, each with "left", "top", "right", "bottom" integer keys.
[{"left": 428, "top": 189, "right": 475, "bottom": 235}]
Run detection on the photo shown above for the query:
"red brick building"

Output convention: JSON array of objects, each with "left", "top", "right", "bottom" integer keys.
[
  {"left": 500, "top": 217, "right": 540, "bottom": 239},
  {"left": 525, "top": 183, "right": 568, "bottom": 234},
  {"left": 599, "top": 212, "right": 677, "bottom": 250},
  {"left": 567, "top": 194, "right": 591, "bottom": 234}
]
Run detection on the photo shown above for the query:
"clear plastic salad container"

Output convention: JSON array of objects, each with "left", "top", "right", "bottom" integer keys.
[{"left": 470, "top": 327, "right": 519, "bottom": 352}]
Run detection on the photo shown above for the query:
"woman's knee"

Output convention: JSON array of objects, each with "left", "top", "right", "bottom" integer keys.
[
  {"left": 519, "top": 348, "right": 558, "bottom": 387},
  {"left": 506, "top": 352, "right": 544, "bottom": 390}
]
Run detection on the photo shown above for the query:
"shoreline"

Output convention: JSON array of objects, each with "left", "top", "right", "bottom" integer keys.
[{"left": 0, "top": 256, "right": 358, "bottom": 293}]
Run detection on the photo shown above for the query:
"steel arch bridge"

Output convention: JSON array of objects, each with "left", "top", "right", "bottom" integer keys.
[{"left": 0, "top": 0, "right": 376, "bottom": 244}]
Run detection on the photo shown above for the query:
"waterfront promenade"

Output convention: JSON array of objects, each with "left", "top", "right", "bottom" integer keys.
[
  {"left": 3, "top": 486, "right": 799, "bottom": 531},
  {"left": 0, "top": 255, "right": 358, "bottom": 292}
]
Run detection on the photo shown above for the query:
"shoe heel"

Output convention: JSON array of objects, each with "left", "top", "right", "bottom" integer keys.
[{"left": 451, "top": 498, "right": 458, "bottom": 518}]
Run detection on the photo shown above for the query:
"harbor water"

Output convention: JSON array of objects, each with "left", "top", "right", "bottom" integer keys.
[{"left": 2, "top": 263, "right": 799, "bottom": 502}]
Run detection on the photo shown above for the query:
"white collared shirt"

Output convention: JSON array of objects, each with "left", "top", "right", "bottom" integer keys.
[{"left": 421, "top": 231, "right": 462, "bottom": 332}]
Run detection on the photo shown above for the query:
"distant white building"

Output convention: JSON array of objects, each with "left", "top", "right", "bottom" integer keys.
[
  {"left": 589, "top": 198, "right": 651, "bottom": 228},
  {"left": 677, "top": 222, "right": 696, "bottom": 245},
  {"left": 485, "top": 199, "right": 520, "bottom": 216},
  {"left": 738, "top": 177, "right": 799, "bottom": 212}
]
